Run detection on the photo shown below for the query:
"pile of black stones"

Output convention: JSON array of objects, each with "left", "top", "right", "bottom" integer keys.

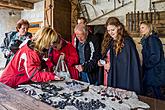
[
  {"left": 17, "top": 82, "right": 106, "bottom": 109},
  {"left": 40, "top": 83, "right": 63, "bottom": 95},
  {"left": 17, "top": 87, "right": 37, "bottom": 96},
  {"left": 65, "top": 80, "right": 85, "bottom": 86},
  {"left": 51, "top": 98, "right": 106, "bottom": 110},
  {"left": 96, "top": 89, "right": 130, "bottom": 104}
]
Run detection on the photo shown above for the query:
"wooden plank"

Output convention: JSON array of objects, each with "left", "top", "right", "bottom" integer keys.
[
  {"left": 139, "top": 96, "right": 165, "bottom": 110},
  {"left": 44, "top": 0, "right": 53, "bottom": 28},
  {"left": 0, "top": 4, "right": 23, "bottom": 10},
  {"left": 0, "top": 0, "right": 33, "bottom": 9},
  {"left": 152, "top": 0, "right": 165, "bottom": 4},
  {"left": 126, "top": 12, "right": 130, "bottom": 31},
  {"left": 131, "top": 12, "right": 133, "bottom": 32},
  {"left": 0, "top": 82, "right": 56, "bottom": 110}
]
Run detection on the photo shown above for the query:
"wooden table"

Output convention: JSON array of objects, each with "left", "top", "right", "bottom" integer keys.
[
  {"left": 0, "top": 82, "right": 165, "bottom": 110},
  {"left": 0, "top": 82, "right": 56, "bottom": 110},
  {"left": 139, "top": 96, "right": 165, "bottom": 110}
]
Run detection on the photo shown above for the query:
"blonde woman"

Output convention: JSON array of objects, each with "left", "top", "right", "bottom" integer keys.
[
  {"left": 140, "top": 20, "right": 165, "bottom": 99},
  {"left": 0, "top": 27, "right": 62, "bottom": 88}
]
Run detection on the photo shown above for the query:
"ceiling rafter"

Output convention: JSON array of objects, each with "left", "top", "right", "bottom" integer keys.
[{"left": 0, "top": 0, "right": 34, "bottom": 10}]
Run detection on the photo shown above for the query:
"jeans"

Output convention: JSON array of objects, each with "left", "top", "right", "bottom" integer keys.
[{"left": 80, "top": 72, "right": 90, "bottom": 83}]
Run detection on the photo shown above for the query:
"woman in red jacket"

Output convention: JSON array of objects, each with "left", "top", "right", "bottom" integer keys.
[
  {"left": 0, "top": 27, "right": 62, "bottom": 88},
  {"left": 46, "top": 35, "right": 79, "bottom": 80}
]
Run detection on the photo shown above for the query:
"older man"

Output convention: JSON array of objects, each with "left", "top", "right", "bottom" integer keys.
[{"left": 74, "top": 24, "right": 101, "bottom": 84}]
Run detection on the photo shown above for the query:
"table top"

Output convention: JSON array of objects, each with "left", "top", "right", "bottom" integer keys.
[
  {"left": 139, "top": 96, "right": 165, "bottom": 110},
  {"left": 0, "top": 81, "right": 165, "bottom": 110},
  {"left": 0, "top": 82, "right": 56, "bottom": 110}
]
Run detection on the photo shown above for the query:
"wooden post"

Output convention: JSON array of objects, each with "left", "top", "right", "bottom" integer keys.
[
  {"left": 134, "top": 11, "right": 136, "bottom": 32},
  {"left": 131, "top": 11, "right": 133, "bottom": 32},
  {"left": 141, "top": 11, "right": 144, "bottom": 22},
  {"left": 114, "top": 0, "right": 116, "bottom": 9},
  {"left": 71, "top": 0, "right": 78, "bottom": 35},
  {"left": 126, "top": 12, "right": 130, "bottom": 32},
  {"left": 44, "top": 0, "right": 53, "bottom": 28},
  {"left": 153, "top": 11, "right": 157, "bottom": 24},
  {"left": 145, "top": 13, "right": 148, "bottom": 21},
  {"left": 137, "top": 11, "right": 140, "bottom": 32},
  {"left": 150, "top": 12, "right": 152, "bottom": 23}
]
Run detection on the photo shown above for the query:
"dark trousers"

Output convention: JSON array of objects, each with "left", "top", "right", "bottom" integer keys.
[
  {"left": 143, "top": 85, "right": 165, "bottom": 100},
  {"left": 79, "top": 72, "right": 98, "bottom": 85}
]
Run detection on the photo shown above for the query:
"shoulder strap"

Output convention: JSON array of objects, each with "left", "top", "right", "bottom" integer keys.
[{"left": 55, "top": 55, "right": 62, "bottom": 72}]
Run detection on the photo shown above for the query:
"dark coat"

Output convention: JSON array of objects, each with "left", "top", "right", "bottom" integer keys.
[
  {"left": 0, "top": 31, "right": 32, "bottom": 66},
  {"left": 141, "top": 32, "right": 165, "bottom": 87},
  {"left": 75, "top": 33, "right": 101, "bottom": 84},
  {"left": 107, "top": 36, "right": 142, "bottom": 94}
]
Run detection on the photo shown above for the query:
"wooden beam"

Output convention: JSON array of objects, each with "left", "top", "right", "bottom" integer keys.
[
  {"left": 152, "top": 0, "right": 165, "bottom": 3},
  {"left": 0, "top": 0, "right": 34, "bottom": 9},
  {"left": 44, "top": 0, "right": 54, "bottom": 28},
  {"left": 0, "top": 4, "right": 23, "bottom": 10}
]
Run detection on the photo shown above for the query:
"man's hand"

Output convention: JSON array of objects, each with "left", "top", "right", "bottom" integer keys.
[{"left": 75, "top": 64, "right": 83, "bottom": 72}]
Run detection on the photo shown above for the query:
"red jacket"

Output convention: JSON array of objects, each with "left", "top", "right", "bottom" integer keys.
[
  {"left": 46, "top": 40, "right": 79, "bottom": 80},
  {"left": 71, "top": 33, "right": 76, "bottom": 47},
  {"left": 0, "top": 44, "right": 55, "bottom": 88}
]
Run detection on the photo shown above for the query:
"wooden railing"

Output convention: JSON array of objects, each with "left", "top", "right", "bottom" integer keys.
[{"left": 126, "top": 11, "right": 165, "bottom": 37}]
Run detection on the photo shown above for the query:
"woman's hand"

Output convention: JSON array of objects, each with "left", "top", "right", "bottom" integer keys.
[
  {"left": 54, "top": 75, "right": 64, "bottom": 81},
  {"left": 98, "top": 59, "right": 105, "bottom": 67},
  {"left": 60, "top": 52, "right": 65, "bottom": 60},
  {"left": 98, "top": 60, "right": 103, "bottom": 66},
  {"left": 104, "top": 62, "right": 110, "bottom": 72}
]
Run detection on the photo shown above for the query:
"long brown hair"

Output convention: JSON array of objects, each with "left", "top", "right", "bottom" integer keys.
[
  {"left": 101, "top": 31, "right": 112, "bottom": 56},
  {"left": 102, "top": 17, "right": 129, "bottom": 55}
]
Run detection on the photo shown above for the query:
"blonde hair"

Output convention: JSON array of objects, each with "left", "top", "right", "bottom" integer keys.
[
  {"left": 32, "top": 27, "right": 58, "bottom": 53},
  {"left": 140, "top": 20, "right": 157, "bottom": 37}
]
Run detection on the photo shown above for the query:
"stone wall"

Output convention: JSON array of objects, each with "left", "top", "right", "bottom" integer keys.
[
  {"left": 0, "top": 1, "right": 44, "bottom": 68},
  {"left": 21, "top": 1, "right": 44, "bottom": 23},
  {"left": 0, "top": 9, "right": 21, "bottom": 68}
]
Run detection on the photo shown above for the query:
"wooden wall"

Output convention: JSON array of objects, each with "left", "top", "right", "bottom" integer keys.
[
  {"left": 53, "top": 0, "right": 71, "bottom": 41},
  {"left": 45, "top": 0, "right": 71, "bottom": 41}
]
